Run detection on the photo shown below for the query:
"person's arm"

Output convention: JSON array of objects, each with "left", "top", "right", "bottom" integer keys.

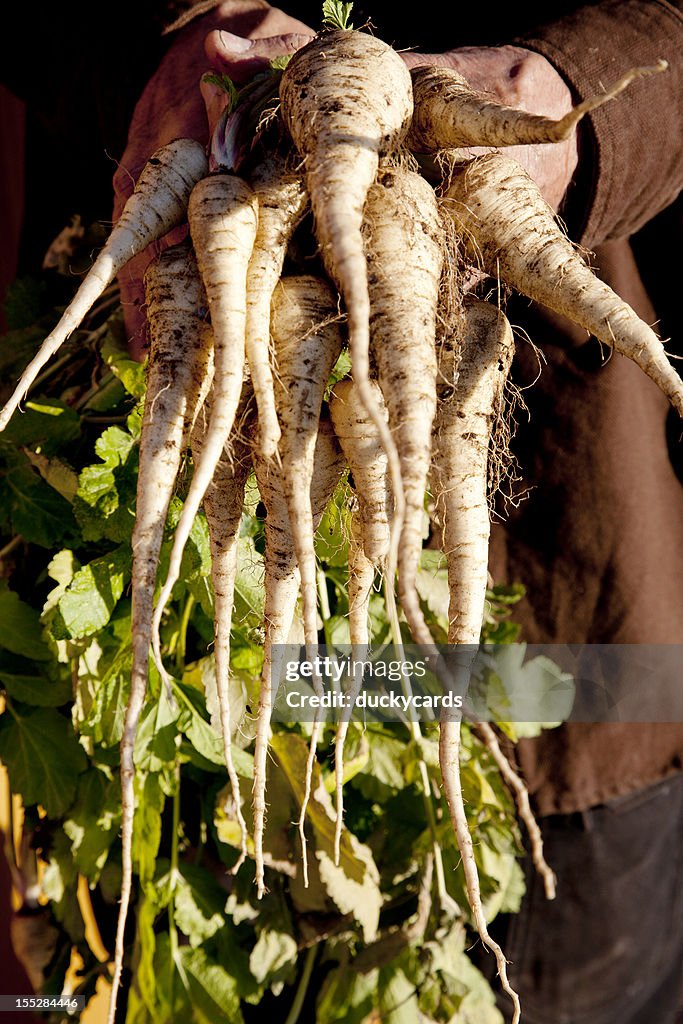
[{"left": 517, "top": 0, "right": 683, "bottom": 247}]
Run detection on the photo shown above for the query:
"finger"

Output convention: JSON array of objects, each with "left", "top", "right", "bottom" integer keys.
[{"left": 204, "top": 29, "right": 314, "bottom": 83}]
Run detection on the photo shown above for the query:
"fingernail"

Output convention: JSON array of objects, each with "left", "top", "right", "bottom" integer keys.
[{"left": 218, "top": 31, "right": 254, "bottom": 53}]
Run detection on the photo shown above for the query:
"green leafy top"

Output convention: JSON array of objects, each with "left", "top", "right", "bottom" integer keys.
[
  {"left": 269, "top": 55, "right": 293, "bottom": 71},
  {"left": 201, "top": 72, "right": 239, "bottom": 113},
  {"left": 0, "top": 264, "right": 564, "bottom": 1022},
  {"left": 322, "top": 0, "right": 354, "bottom": 31}
]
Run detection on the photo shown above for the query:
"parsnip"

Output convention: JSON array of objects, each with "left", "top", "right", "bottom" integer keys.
[
  {"left": 410, "top": 61, "right": 667, "bottom": 151},
  {"left": 252, "top": 412, "right": 344, "bottom": 897},
  {"left": 431, "top": 298, "right": 520, "bottom": 1023},
  {"left": 0, "top": 139, "right": 208, "bottom": 431},
  {"left": 109, "top": 241, "right": 212, "bottom": 1024},
  {"left": 443, "top": 153, "right": 683, "bottom": 416},
  {"left": 246, "top": 152, "right": 308, "bottom": 458},
  {"left": 363, "top": 167, "right": 443, "bottom": 646},
  {"left": 151, "top": 174, "right": 258, "bottom": 685}
]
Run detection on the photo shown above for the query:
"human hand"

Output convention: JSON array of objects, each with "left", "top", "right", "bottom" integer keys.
[
  {"left": 112, "top": 2, "right": 313, "bottom": 356},
  {"left": 402, "top": 46, "right": 579, "bottom": 213},
  {"left": 114, "top": 19, "right": 576, "bottom": 356}
]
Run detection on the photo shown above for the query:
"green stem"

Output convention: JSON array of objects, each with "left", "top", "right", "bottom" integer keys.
[
  {"left": 175, "top": 594, "right": 195, "bottom": 672},
  {"left": 383, "top": 578, "right": 453, "bottom": 916},
  {"left": 283, "top": 946, "right": 317, "bottom": 1024},
  {"left": 29, "top": 348, "right": 80, "bottom": 393},
  {"left": 318, "top": 568, "right": 344, "bottom": 707},
  {"left": 317, "top": 568, "right": 332, "bottom": 626},
  {"left": 169, "top": 763, "right": 181, "bottom": 1006},
  {"left": 82, "top": 414, "right": 132, "bottom": 424},
  {"left": 73, "top": 371, "right": 115, "bottom": 411}
]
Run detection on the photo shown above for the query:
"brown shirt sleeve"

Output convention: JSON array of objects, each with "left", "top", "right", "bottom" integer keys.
[{"left": 519, "top": 1, "right": 683, "bottom": 248}]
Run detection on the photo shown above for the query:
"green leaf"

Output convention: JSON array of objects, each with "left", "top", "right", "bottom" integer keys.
[
  {"left": 73, "top": 425, "right": 138, "bottom": 542},
  {"left": 378, "top": 962, "right": 420, "bottom": 1024},
  {"left": 187, "top": 572, "right": 214, "bottom": 619},
  {"left": 132, "top": 773, "right": 166, "bottom": 884},
  {"left": 249, "top": 928, "right": 298, "bottom": 987},
  {"left": 81, "top": 374, "right": 127, "bottom": 413},
  {"left": 100, "top": 312, "right": 147, "bottom": 398},
  {"left": 183, "top": 656, "right": 243, "bottom": 740},
  {"left": 0, "top": 326, "right": 46, "bottom": 389},
  {"left": 424, "top": 925, "right": 504, "bottom": 1024},
  {"left": 128, "top": 886, "right": 161, "bottom": 1021},
  {"left": 55, "top": 546, "right": 130, "bottom": 639},
  {"left": 3, "top": 275, "right": 47, "bottom": 329},
  {"left": 417, "top": 549, "right": 450, "bottom": 630},
  {"left": 134, "top": 688, "right": 179, "bottom": 774},
  {"left": 41, "top": 828, "right": 85, "bottom": 943},
  {"left": 0, "top": 457, "right": 77, "bottom": 547},
  {"left": 176, "top": 947, "right": 244, "bottom": 1024},
  {"left": 0, "top": 651, "right": 70, "bottom": 706},
  {"left": 182, "top": 510, "right": 212, "bottom": 582},
  {"left": 269, "top": 55, "right": 292, "bottom": 71},
  {"left": 175, "top": 681, "right": 253, "bottom": 778},
  {"left": 481, "top": 583, "right": 525, "bottom": 645},
  {"left": 0, "top": 705, "right": 87, "bottom": 816},
  {"left": 317, "top": 964, "right": 378, "bottom": 1024},
  {"left": 271, "top": 731, "right": 381, "bottom": 941},
  {"left": 315, "top": 486, "right": 351, "bottom": 568},
  {"left": 172, "top": 862, "right": 228, "bottom": 946},
  {"left": 80, "top": 641, "right": 131, "bottom": 747},
  {"left": 63, "top": 769, "right": 121, "bottom": 879},
  {"left": 22, "top": 450, "right": 79, "bottom": 502},
  {"left": 45, "top": 548, "right": 79, "bottom": 593},
  {"left": 322, "top": 0, "right": 354, "bottom": 30},
  {"left": 201, "top": 72, "right": 240, "bottom": 112},
  {"left": 0, "top": 398, "right": 80, "bottom": 451},
  {"left": 353, "top": 731, "right": 407, "bottom": 801},
  {"left": 0, "top": 584, "right": 51, "bottom": 660},
  {"left": 482, "top": 645, "right": 575, "bottom": 733},
  {"left": 232, "top": 536, "right": 265, "bottom": 623}
]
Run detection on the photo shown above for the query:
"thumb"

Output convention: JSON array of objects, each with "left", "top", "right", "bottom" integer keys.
[{"left": 204, "top": 29, "right": 314, "bottom": 83}]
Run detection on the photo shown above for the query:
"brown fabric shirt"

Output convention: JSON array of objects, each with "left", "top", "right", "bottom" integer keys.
[{"left": 493, "top": 1, "right": 683, "bottom": 814}]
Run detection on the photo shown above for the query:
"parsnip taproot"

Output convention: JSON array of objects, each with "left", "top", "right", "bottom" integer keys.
[
  {"left": 252, "top": 412, "right": 344, "bottom": 896},
  {"left": 270, "top": 276, "right": 344, "bottom": 882},
  {"left": 476, "top": 720, "right": 556, "bottom": 900},
  {"left": 0, "top": 139, "right": 208, "bottom": 431},
  {"left": 109, "top": 241, "right": 212, "bottom": 1024},
  {"left": 329, "top": 377, "right": 392, "bottom": 862},
  {"left": 246, "top": 153, "right": 308, "bottom": 458},
  {"left": 329, "top": 378, "right": 392, "bottom": 569},
  {"left": 431, "top": 298, "right": 519, "bottom": 1023},
  {"left": 443, "top": 152, "right": 683, "bottom": 416},
  {"left": 271, "top": 276, "right": 344, "bottom": 653},
  {"left": 151, "top": 174, "right": 258, "bottom": 685},
  {"left": 409, "top": 61, "right": 667, "bottom": 152},
  {"left": 190, "top": 385, "right": 253, "bottom": 871},
  {"left": 280, "top": 29, "right": 413, "bottom": 576},
  {"left": 363, "top": 167, "right": 443, "bottom": 646}
]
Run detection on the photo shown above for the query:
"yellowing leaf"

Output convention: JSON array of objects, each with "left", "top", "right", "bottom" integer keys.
[{"left": 271, "top": 731, "right": 381, "bottom": 940}]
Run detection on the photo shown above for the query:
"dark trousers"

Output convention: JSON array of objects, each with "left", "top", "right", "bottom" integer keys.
[{"left": 474, "top": 772, "right": 683, "bottom": 1024}]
